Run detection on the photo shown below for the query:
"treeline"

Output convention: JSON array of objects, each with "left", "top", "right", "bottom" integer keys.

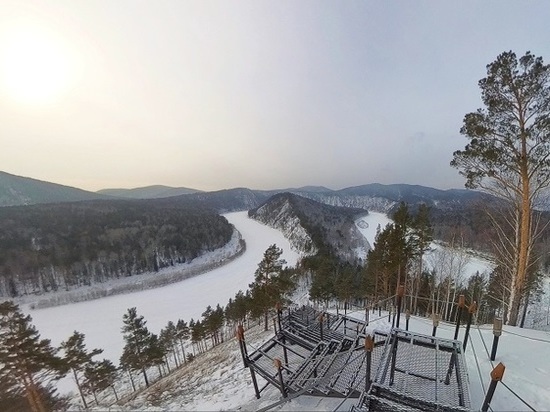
[
  {"left": 0, "top": 200, "right": 233, "bottom": 298},
  {"left": 0, "top": 245, "right": 297, "bottom": 411},
  {"left": 305, "top": 202, "right": 547, "bottom": 327}
]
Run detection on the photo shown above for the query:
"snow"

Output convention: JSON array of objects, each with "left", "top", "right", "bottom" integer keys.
[{"left": 355, "top": 211, "right": 393, "bottom": 246}]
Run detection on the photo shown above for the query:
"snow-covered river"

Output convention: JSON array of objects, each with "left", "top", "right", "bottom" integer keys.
[{"left": 28, "top": 212, "right": 300, "bottom": 366}]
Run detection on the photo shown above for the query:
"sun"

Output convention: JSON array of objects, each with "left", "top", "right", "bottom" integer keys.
[{"left": 0, "top": 26, "right": 72, "bottom": 105}]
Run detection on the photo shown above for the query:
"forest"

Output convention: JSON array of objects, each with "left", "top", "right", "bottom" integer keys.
[{"left": 0, "top": 199, "right": 233, "bottom": 298}]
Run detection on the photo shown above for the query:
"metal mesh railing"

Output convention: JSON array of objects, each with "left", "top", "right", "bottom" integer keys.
[{"left": 363, "top": 329, "right": 470, "bottom": 412}]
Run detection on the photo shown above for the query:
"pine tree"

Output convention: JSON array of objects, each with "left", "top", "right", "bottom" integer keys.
[
  {"left": 410, "top": 204, "right": 433, "bottom": 313},
  {"left": 84, "top": 359, "right": 119, "bottom": 404},
  {"left": 451, "top": 51, "right": 550, "bottom": 325},
  {"left": 249, "top": 244, "right": 287, "bottom": 330},
  {"left": 160, "top": 321, "right": 180, "bottom": 367},
  {"left": 0, "top": 301, "right": 66, "bottom": 412},
  {"left": 60, "top": 331, "right": 103, "bottom": 408},
  {"left": 120, "top": 307, "right": 154, "bottom": 388},
  {"left": 175, "top": 319, "right": 190, "bottom": 363}
]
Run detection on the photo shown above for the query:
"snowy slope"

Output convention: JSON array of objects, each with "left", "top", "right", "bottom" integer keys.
[{"left": 95, "top": 307, "right": 550, "bottom": 411}]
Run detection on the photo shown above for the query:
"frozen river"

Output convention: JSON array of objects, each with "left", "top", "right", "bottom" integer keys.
[{"left": 28, "top": 211, "right": 300, "bottom": 365}]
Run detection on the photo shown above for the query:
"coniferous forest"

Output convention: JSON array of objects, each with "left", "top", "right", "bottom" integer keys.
[{"left": 0, "top": 200, "right": 233, "bottom": 298}]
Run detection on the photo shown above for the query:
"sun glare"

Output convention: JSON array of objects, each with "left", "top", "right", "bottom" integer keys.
[{"left": 0, "top": 26, "right": 72, "bottom": 105}]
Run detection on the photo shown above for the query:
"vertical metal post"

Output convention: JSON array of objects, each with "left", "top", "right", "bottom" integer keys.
[
  {"left": 365, "top": 306, "right": 369, "bottom": 326},
  {"left": 396, "top": 285, "right": 404, "bottom": 329},
  {"left": 276, "top": 302, "right": 282, "bottom": 332},
  {"left": 405, "top": 310, "right": 410, "bottom": 331},
  {"left": 237, "top": 325, "right": 247, "bottom": 367},
  {"left": 378, "top": 302, "right": 382, "bottom": 317},
  {"left": 444, "top": 351, "right": 457, "bottom": 385},
  {"left": 365, "top": 335, "right": 374, "bottom": 392},
  {"left": 249, "top": 365, "right": 261, "bottom": 399},
  {"left": 481, "top": 363, "right": 505, "bottom": 412},
  {"left": 274, "top": 359, "right": 287, "bottom": 398},
  {"left": 432, "top": 313, "right": 440, "bottom": 337},
  {"left": 454, "top": 295, "right": 465, "bottom": 340},
  {"left": 239, "top": 325, "right": 260, "bottom": 399},
  {"left": 388, "top": 307, "right": 392, "bottom": 323},
  {"left": 272, "top": 318, "right": 277, "bottom": 335},
  {"left": 389, "top": 334, "right": 399, "bottom": 385},
  {"left": 491, "top": 318, "right": 502, "bottom": 361},
  {"left": 463, "top": 302, "right": 477, "bottom": 351},
  {"left": 319, "top": 314, "right": 324, "bottom": 341}
]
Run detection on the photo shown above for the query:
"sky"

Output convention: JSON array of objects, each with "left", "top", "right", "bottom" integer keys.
[{"left": 1, "top": 1, "right": 549, "bottom": 193}]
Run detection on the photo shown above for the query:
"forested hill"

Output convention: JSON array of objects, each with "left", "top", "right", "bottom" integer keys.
[
  {"left": 0, "top": 200, "right": 233, "bottom": 298},
  {"left": 249, "top": 192, "right": 369, "bottom": 262},
  {"left": 0, "top": 171, "right": 110, "bottom": 206}
]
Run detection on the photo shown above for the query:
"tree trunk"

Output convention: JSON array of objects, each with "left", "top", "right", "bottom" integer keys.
[
  {"left": 142, "top": 367, "right": 149, "bottom": 388},
  {"left": 112, "top": 385, "right": 119, "bottom": 401},
  {"left": 73, "top": 368, "right": 88, "bottom": 409},
  {"left": 520, "top": 288, "right": 531, "bottom": 328},
  {"left": 128, "top": 370, "right": 136, "bottom": 392},
  {"left": 509, "top": 135, "right": 532, "bottom": 326}
]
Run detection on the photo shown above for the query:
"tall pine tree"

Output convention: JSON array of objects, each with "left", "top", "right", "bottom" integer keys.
[
  {"left": 120, "top": 307, "right": 154, "bottom": 388},
  {"left": 0, "top": 301, "right": 66, "bottom": 412}
]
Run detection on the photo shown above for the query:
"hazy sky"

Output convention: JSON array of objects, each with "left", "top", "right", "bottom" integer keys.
[{"left": 1, "top": 1, "right": 549, "bottom": 192}]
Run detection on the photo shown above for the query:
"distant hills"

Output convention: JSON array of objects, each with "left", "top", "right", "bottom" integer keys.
[
  {"left": 97, "top": 185, "right": 201, "bottom": 199},
  {"left": 0, "top": 170, "right": 490, "bottom": 213},
  {"left": 0, "top": 171, "right": 109, "bottom": 207}
]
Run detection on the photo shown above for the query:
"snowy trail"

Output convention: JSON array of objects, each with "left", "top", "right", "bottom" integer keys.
[{"left": 27, "top": 211, "right": 300, "bottom": 370}]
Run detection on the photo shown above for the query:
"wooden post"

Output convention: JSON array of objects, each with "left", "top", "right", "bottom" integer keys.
[
  {"left": 481, "top": 363, "right": 505, "bottom": 412},
  {"left": 454, "top": 295, "right": 465, "bottom": 340},
  {"left": 365, "top": 335, "right": 374, "bottom": 392},
  {"left": 432, "top": 313, "right": 440, "bottom": 337},
  {"left": 273, "top": 318, "right": 277, "bottom": 335},
  {"left": 274, "top": 358, "right": 287, "bottom": 398},
  {"left": 319, "top": 313, "right": 324, "bottom": 341},
  {"left": 365, "top": 306, "right": 369, "bottom": 326},
  {"left": 491, "top": 318, "right": 503, "bottom": 361},
  {"left": 388, "top": 307, "right": 392, "bottom": 323},
  {"left": 463, "top": 302, "right": 477, "bottom": 351},
  {"left": 405, "top": 310, "right": 410, "bottom": 331},
  {"left": 396, "top": 285, "right": 404, "bottom": 329},
  {"left": 378, "top": 301, "right": 382, "bottom": 317}
]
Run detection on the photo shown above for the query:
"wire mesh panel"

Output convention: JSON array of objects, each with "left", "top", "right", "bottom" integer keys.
[{"left": 361, "top": 329, "right": 471, "bottom": 412}]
